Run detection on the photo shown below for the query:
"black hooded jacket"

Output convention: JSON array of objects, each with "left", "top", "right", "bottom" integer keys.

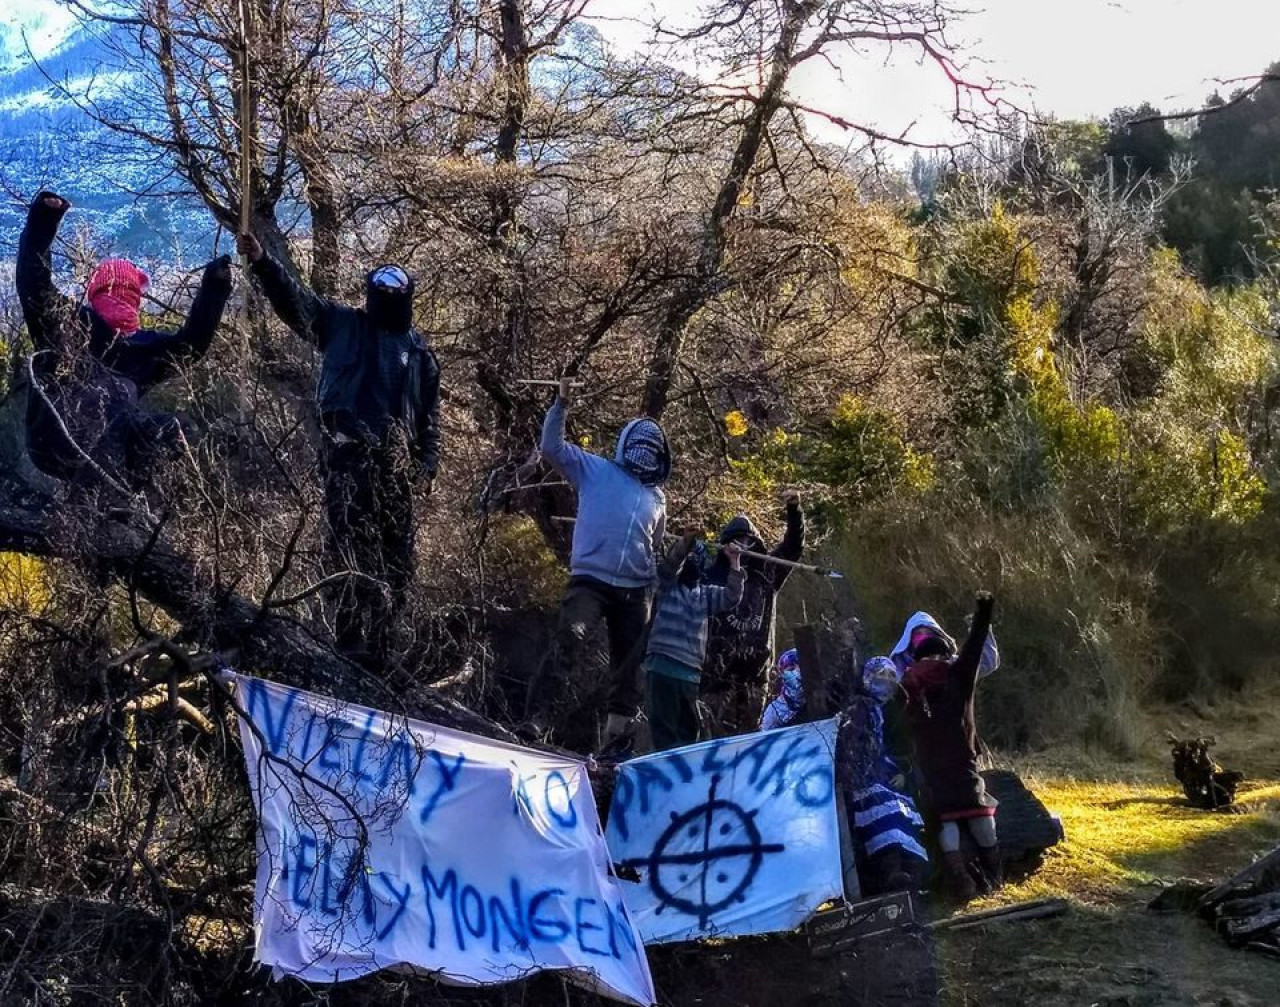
[
  {"left": 703, "top": 499, "right": 804, "bottom": 679},
  {"left": 17, "top": 195, "right": 231, "bottom": 478},
  {"left": 251, "top": 254, "right": 440, "bottom": 474}
]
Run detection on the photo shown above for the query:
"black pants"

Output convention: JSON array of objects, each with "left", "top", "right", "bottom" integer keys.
[
  {"left": 533, "top": 576, "right": 650, "bottom": 723},
  {"left": 324, "top": 441, "right": 415, "bottom": 661}
]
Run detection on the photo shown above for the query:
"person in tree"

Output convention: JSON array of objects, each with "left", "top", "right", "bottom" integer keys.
[
  {"left": 236, "top": 233, "right": 440, "bottom": 663},
  {"left": 17, "top": 191, "right": 232, "bottom": 485},
  {"left": 889, "top": 610, "right": 1000, "bottom": 681},
  {"left": 840, "top": 656, "right": 929, "bottom": 895},
  {"left": 644, "top": 535, "right": 744, "bottom": 752},
  {"left": 702, "top": 493, "right": 804, "bottom": 735},
  {"left": 758, "top": 649, "right": 805, "bottom": 731},
  {"left": 533, "top": 376, "right": 670, "bottom": 748},
  {"left": 900, "top": 592, "right": 1000, "bottom": 900}
]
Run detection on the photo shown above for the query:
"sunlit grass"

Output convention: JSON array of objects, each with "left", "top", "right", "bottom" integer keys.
[{"left": 970, "top": 769, "right": 1280, "bottom": 911}]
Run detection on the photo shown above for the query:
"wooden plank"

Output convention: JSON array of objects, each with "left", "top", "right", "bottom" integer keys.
[
  {"left": 792, "top": 625, "right": 826, "bottom": 722},
  {"left": 928, "top": 898, "right": 1070, "bottom": 932},
  {"left": 835, "top": 792, "right": 862, "bottom": 903}
]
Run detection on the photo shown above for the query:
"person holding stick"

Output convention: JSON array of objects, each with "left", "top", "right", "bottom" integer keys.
[
  {"left": 702, "top": 492, "right": 805, "bottom": 735},
  {"left": 644, "top": 535, "right": 744, "bottom": 752},
  {"left": 236, "top": 232, "right": 440, "bottom": 664},
  {"left": 17, "top": 191, "right": 232, "bottom": 487},
  {"left": 531, "top": 375, "right": 670, "bottom": 747}
]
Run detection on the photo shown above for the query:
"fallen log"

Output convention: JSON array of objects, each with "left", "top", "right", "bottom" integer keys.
[
  {"left": 927, "top": 897, "right": 1070, "bottom": 932},
  {"left": 1215, "top": 892, "right": 1280, "bottom": 944},
  {"left": 0, "top": 481, "right": 512, "bottom": 743},
  {"left": 1197, "top": 846, "right": 1280, "bottom": 911}
]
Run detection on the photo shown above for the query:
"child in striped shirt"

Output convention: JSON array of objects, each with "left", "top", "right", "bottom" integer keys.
[{"left": 644, "top": 536, "right": 744, "bottom": 752}]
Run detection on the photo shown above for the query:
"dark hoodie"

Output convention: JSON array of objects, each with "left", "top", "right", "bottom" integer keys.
[
  {"left": 251, "top": 255, "right": 440, "bottom": 473},
  {"left": 703, "top": 500, "right": 804, "bottom": 679},
  {"left": 901, "top": 595, "right": 996, "bottom": 818}
]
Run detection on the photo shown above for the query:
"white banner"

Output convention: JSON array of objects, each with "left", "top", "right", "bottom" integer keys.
[
  {"left": 234, "top": 675, "right": 655, "bottom": 1006},
  {"left": 604, "top": 719, "right": 844, "bottom": 945}
]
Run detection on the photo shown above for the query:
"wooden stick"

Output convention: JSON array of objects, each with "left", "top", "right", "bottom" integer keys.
[
  {"left": 237, "top": 0, "right": 253, "bottom": 242},
  {"left": 236, "top": 0, "right": 254, "bottom": 333},
  {"left": 517, "top": 379, "right": 584, "bottom": 387},
  {"left": 928, "top": 898, "right": 1070, "bottom": 931},
  {"left": 704, "top": 540, "right": 845, "bottom": 579},
  {"left": 547, "top": 518, "right": 844, "bottom": 578},
  {"left": 499, "top": 481, "right": 570, "bottom": 495}
]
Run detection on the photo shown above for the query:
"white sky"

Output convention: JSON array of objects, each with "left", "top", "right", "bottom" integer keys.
[
  {"left": 4, "top": 0, "right": 1280, "bottom": 142},
  {"left": 586, "top": 0, "right": 1280, "bottom": 145}
]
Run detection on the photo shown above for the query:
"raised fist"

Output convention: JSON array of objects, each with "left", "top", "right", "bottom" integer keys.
[
  {"left": 36, "top": 191, "right": 70, "bottom": 213},
  {"left": 204, "top": 254, "right": 233, "bottom": 289}
]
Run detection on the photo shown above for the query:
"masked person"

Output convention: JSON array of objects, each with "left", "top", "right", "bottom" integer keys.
[
  {"left": 840, "top": 656, "right": 929, "bottom": 895},
  {"left": 18, "top": 191, "right": 232, "bottom": 485},
  {"left": 759, "top": 649, "right": 805, "bottom": 731},
  {"left": 237, "top": 233, "right": 440, "bottom": 663},
  {"left": 900, "top": 593, "right": 1000, "bottom": 900},
  {"left": 645, "top": 535, "right": 744, "bottom": 752},
  {"left": 533, "top": 376, "right": 669, "bottom": 748},
  {"left": 890, "top": 610, "right": 1000, "bottom": 681},
  {"left": 702, "top": 492, "right": 804, "bottom": 735}
]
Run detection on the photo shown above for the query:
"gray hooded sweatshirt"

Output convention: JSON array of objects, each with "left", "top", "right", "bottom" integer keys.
[{"left": 540, "top": 398, "right": 667, "bottom": 588}]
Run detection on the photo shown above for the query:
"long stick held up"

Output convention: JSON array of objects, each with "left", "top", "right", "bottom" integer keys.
[
  {"left": 237, "top": 0, "right": 253, "bottom": 241},
  {"left": 547, "top": 517, "right": 844, "bottom": 579},
  {"left": 236, "top": 0, "right": 254, "bottom": 333}
]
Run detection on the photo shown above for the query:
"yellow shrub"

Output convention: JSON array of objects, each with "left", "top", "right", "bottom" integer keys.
[{"left": 0, "top": 552, "right": 49, "bottom": 613}]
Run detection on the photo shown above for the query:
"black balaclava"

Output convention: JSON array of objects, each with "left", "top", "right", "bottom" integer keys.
[{"left": 365, "top": 264, "right": 415, "bottom": 332}]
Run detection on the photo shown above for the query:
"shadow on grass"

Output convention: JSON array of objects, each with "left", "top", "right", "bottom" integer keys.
[
  {"left": 1115, "top": 809, "right": 1280, "bottom": 879},
  {"left": 1098, "top": 794, "right": 1188, "bottom": 811}
]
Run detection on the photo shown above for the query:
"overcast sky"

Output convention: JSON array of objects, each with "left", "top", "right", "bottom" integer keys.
[{"left": 5, "top": 0, "right": 1280, "bottom": 143}]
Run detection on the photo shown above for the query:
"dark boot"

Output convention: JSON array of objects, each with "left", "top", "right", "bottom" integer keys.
[
  {"left": 977, "top": 844, "right": 1004, "bottom": 893},
  {"left": 942, "top": 851, "right": 977, "bottom": 901},
  {"left": 868, "top": 848, "right": 914, "bottom": 894}
]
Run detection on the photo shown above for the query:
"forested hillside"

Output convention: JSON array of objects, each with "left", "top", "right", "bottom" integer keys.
[{"left": 0, "top": 0, "right": 1278, "bottom": 1003}]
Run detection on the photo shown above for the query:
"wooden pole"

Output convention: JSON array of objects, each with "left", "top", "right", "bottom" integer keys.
[
  {"left": 237, "top": 0, "right": 253, "bottom": 242},
  {"left": 792, "top": 625, "right": 827, "bottom": 722},
  {"left": 236, "top": 0, "right": 254, "bottom": 334},
  {"left": 544, "top": 519, "right": 843, "bottom": 578}
]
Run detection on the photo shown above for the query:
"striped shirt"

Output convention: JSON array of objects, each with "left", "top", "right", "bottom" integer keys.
[{"left": 647, "top": 566, "right": 744, "bottom": 674}]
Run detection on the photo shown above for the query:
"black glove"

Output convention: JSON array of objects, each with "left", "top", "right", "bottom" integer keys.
[
  {"left": 974, "top": 591, "right": 995, "bottom": 621},
  {"left": 203, "top": 254, "right": 233, "bottom": 292}
]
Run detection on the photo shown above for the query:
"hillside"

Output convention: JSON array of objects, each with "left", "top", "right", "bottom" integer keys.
[{"left": 0, "top": 18, "right": 215, "bottom": 260}]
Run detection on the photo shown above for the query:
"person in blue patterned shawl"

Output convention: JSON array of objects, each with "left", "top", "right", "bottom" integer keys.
[{"left": 840, "top": 656, "right": 929, "bottom": 895}]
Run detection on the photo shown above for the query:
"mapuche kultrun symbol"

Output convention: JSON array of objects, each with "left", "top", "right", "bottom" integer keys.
[{"left": 620, "top": 774, "right": 784, "bottom": 929}]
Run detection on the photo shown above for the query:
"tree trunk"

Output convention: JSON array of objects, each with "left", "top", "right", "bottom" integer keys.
[{"left": 640, "top": 1, "right": 815, "bottom": 419}]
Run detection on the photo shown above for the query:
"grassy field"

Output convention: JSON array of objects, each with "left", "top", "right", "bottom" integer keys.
[{"left": 936, "top": 694, "right": 1280, "bottom": 1006}]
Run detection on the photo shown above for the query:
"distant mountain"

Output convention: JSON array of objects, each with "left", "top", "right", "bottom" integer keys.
[{"left": 0, "top": 20, "right": 218, "bottom": 264}]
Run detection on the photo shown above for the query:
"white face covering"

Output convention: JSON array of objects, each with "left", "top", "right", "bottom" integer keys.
[{"left": 369, "top": 265, "right": 410, "bottom": 291}]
